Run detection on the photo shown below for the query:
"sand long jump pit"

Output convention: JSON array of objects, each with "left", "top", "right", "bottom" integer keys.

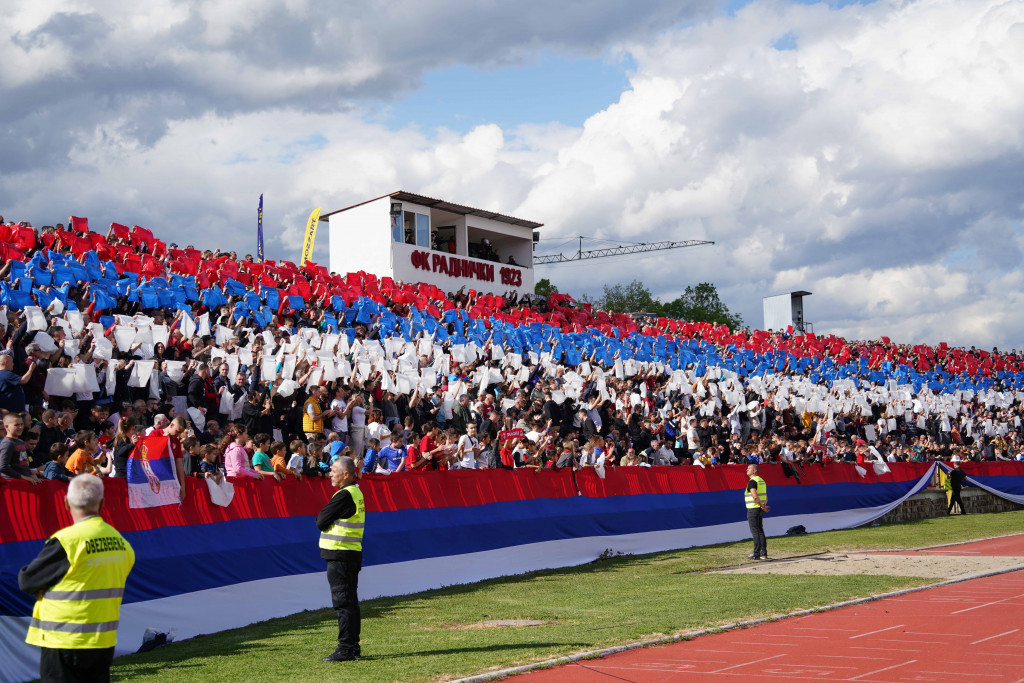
[{"left": 716, "top": 548, "right": 1024, "bottom": 579}]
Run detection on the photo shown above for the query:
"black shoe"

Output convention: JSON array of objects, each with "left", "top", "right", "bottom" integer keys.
[
  {"left": 748, "top": 554, "right": 759, "bottom": 560},
  {"left": 322, "top": 651, "right": 358, "bottom": 663}
]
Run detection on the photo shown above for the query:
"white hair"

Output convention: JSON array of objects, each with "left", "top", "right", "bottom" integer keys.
[{"left": 66, "top": 474, "right": 104, "bottom": 512}]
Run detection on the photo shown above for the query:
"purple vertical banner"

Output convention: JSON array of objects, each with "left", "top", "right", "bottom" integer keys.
[{"left": 257, "top": 194, "right": 265, "bottom": 263}]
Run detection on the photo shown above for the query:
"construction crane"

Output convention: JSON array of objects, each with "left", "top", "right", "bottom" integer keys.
[{"left": 533, "top": 236, "right": 714, "bottom": 264}]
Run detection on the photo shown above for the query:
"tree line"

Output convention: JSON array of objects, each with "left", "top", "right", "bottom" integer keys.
[{"left": 534, "top": 278, "right": 743, "bottom": 330}]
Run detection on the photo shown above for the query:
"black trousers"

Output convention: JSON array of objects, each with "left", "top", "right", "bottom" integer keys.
[
  {"left": 747, "top": 508, "right": 767, "bottom": 557},
  {"left": 948, "top": 488, "right": 966, "bottom": 514},
  {"left": 40, "top": 646, "right": 114, "bottom": 683},
  {"left": 326, "top": 557, "right": 362, "bottom": 656}
]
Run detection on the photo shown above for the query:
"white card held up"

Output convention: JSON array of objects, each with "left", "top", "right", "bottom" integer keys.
[
  {"left": 72, "top": 364, "right": 101, "bottom": 394},
  {"left": 44, "top": 368, "right": 76, "bottom": 397},
  {"left": 34, "top": 331, "right": 58, "bottom": 353},
  {"left": 113, "top": 326, "right": 136, "bottom": 352},
  {"left": 66, "top": 310, "right": 84, "bottom": 334},
  {"left": 180, "top": 312, "right": 197, "bottom": 339},
  {"left": 128, "top": 361, "right": 155, "bottom": 388},
  {"left": 261, "top": 356, "right": 278, "bottom": 381},
  {"left": 152, "top": 325, "right": 169, "bottom": 347},
  {"left": 197, "top": 313, "right": 211, "bottom": 337},
  {"left": 165, "top": 361, "right": 186, "bottom": 383},
  {"left": 24, "top": 306, "right": 47, "bottom": 332}
]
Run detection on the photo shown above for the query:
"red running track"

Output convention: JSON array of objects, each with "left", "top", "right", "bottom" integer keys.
[{"left": 515, "top": 535, "right": 1024, "bottom": 682}]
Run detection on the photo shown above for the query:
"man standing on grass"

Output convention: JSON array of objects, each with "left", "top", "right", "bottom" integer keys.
[
  {"left": 746, "top": 464, "right": 769, "bottom": 560},
  {"left": 19, "top": 474, "right": 135, "bottom": 682},
  {"left": 947, "top": 463, "right": 968, "bottom": 515},
  {"left": 317, "top": 456, "right": 364, "bottom": 662}
]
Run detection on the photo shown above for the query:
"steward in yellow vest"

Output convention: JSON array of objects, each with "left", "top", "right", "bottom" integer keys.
[
  {"left": 316, "top": 456, "right": 364, "bottom": 663},
  {"left": 19, "top": 474, "right": 135, "bottom": 683},
  {"left": 745, "top": 464, "right": 770, "bottom": 561}
]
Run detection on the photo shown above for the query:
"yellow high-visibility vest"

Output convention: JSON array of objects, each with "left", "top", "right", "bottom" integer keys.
[
  {"left": 319, "top": 485, "right": 365, "bottom": 552},
  {"left": 26, "top": 516, "right": 134, "bottom": 649},
  {"left": 745, "top": 475, "right": 767, "bottom": 509}
]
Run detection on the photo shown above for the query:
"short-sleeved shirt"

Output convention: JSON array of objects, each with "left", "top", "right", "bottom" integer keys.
[
  {"left": 378, "top": 445, "right": 406, "bottom": 471},
  {"left": 251, "top": 450, "right": 273, "bottom": 472},
  {"left": 66, "top": 448, "right": 95, "bottom": 474},
  {"left": 0, "top": 369, "right": 26, "bottom": 413},
  {"left": 329, "top": 398, "right": 348, "bottom": 432},
  {"left": 198, "top": 460, "right": 221, "bottom": 476}
]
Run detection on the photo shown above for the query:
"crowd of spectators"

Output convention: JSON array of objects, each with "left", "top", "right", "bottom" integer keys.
[{"left": 0, "top": 214, "right": 1022, "bottom": 494}]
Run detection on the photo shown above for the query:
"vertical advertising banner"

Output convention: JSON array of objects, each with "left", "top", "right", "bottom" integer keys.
[{"left": 300, "top": 207, "right": 322, "bottom": 266}]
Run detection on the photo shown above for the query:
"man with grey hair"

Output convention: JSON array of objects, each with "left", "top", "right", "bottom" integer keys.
[
  {"left": 146, "top": 414, "right": 170, "bottom": 435},
  {"left": 19, "top": 474, "right": 135, "bottom": 681},
  {"left": 316, "top": 456, "right": 364, "bottom": 662}
]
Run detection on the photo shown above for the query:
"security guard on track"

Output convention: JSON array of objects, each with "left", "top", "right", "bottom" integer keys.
[
  {"left": 316, "top": 456, "right": 364, "bottom": 662},
  {"left": 19, "top": 474, "right": 135, "bottom": 682},
  {"left": 745, "top": 464, "right": 770, "bottom": 560}
]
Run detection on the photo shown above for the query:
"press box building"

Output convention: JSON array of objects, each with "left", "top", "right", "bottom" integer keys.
[{"left": 322, "top": 191, "right": 539, "bottom": 296}]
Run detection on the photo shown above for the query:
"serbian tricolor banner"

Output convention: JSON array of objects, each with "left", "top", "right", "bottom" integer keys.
[
  {"left": 3, "top": 462, "right": 1023, "bottom": 682},
  {"left": 299, "top": 206, "right": 321, "bottom": 266},
  {"left": 126, "top": 436, "right": 180, "bottom": 509},
  {"left": 939, "top": 461, "right": 1024, "bottom": 505}
]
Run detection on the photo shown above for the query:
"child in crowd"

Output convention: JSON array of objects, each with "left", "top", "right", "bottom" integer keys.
[
  {"left": 97, "top": 421, "right": 116, "bottom": 450},
  {"left": 287, "top": 439, "right": 307, "bottom": 475},
  {"left": 270, "top": 441, "right": 301, "bottom": 481},
  {"left": 198, "top": 445, "right": 223, "bottom": 484},
  {"left": 361, "top": 437, "right": 381, "bottom": 474},
  {"left": 43, "top": 443, "right": 72, "bottom": 481},
  {"left": 66, "top": 430, "right": 112, "bottom": 476},
  {"left": 307, "top": 443, "right": 328, "bottom": 476},
  {"left": 221, "top": 426, "right": 263, "bottom": 479},
  {"left": 250, "top": 433, "right": 283, "bottom": 480},
  {"left": 182, "top": 436, "right": 201, "bottom": 477}
]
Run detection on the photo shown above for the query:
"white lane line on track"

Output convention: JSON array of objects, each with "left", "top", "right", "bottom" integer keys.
[
  {"left": 951, "top": 592, "right": 1024, "bottom": 614},
  {"left": 971, "top": 629, "right": 1019, "bottom": 645},
  {"left": 849, "top": 624, "right": 904, "bottom": 639},
  {"left": 708, "top": 653, "right": 787, "bottom": 674},
  {"left": 847, "top": 659, "right": 916, "bottom": 681}
]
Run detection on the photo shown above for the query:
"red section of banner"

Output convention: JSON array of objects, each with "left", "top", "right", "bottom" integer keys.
[
  {"left": 0, "top": 469, "right": 579, "bottom": 544},
  {"left": 0, "top": 462, "right": 1008, "bottom": 546},
  {"left": 575, "top": 462, "right": 934, "bottom": 498},
  {"left": 959, "top": 461, "right": 1024, "bottom": 477}
]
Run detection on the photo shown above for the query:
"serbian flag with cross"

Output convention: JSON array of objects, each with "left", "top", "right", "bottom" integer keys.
[{"left": 126, "top": 436, "right": 181, "bottom": 509}]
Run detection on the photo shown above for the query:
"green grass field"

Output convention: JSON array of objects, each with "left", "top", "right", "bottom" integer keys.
[{"left": 110, "top": 511, "right": 1024, "bottom": 683}]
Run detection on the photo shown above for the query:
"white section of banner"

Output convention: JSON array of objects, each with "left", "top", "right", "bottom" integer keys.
[{"left": 0, "top": 466, "right": 933, "bottom": 683}]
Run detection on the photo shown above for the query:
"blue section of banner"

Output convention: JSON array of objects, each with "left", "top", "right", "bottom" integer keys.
[{"left": 960, "top": 475, "right": 1024, "bottom": 496}]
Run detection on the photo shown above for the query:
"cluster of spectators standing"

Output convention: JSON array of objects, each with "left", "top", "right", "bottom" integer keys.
[{"left": 0, "top": 216, "right": 1022, "bottom": 495}]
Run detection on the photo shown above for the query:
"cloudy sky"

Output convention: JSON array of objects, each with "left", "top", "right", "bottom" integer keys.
[{"left": 2, "top": 0, "right": 1022, "bottom": 348}]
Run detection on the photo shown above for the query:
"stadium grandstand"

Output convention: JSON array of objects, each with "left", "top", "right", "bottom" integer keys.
[{"left": 0, "top": 213, "right": 1023, "bottom": 681}]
